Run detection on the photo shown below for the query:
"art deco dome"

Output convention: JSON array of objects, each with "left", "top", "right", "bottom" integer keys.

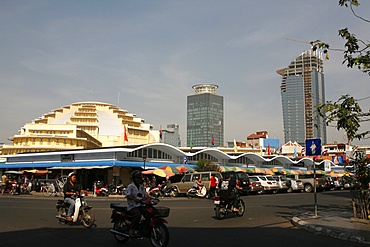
[{"left": 2, "top": 102, "right": 156, "bottom": 155}]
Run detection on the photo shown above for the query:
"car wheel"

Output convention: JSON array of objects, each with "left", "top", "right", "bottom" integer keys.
[{"left": 304, "top": 184, "right": 313, "bottom": 193}]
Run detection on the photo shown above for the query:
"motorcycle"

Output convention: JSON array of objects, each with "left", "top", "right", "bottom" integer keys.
[
  {"left": 148, "top": 183, "right": 178, "bottom": 198},
  {"left": 186, "top": 186, "right": 207, "bottom": 198},
  {"left": 213, "top": 193, "right": 245, "bottom": 220},
  {"left": 55, "top": 191, "right": 96, "bottom": 228},
  {"left": 110, "top": 197, "right": 170, "bottom": 247}
]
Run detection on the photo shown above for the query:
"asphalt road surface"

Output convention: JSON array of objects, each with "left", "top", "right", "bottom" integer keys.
[{"left": 0, "top": 190, "right": 367, "bottom": 247}]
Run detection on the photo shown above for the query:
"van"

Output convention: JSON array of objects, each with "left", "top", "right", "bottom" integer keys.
[{"left": 171, "top": 171, "right": 222, "bottom": 195}]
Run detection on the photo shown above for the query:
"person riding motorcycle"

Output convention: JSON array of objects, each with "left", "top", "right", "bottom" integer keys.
[
  {"left": 218, "top": 174, "right": 241, "bottom": 212},
  {"left": 193, "top": 177, "right": 203, "bottom": 195},
  {"left": 63, "top": 172, "right": 81, "bottom": 221},
  {"left": 125, "top": 170, "right": 149, "bottom": 237}
]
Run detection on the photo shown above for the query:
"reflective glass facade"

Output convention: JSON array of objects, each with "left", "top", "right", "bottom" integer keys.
[
  {"left": 278, "top": 51, "right": 327, "bottom": 145},
  {"left": 187, "top": 84, "right": 224, "bottom": 147}
]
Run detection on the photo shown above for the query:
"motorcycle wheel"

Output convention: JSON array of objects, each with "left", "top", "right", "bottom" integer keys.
[
  {"left": 81, "top": 208, "right": 95, "bottom": 228},
  {"left": 150, "top": 223, "right": 169, "bottom": 247},
  {"left": 236, "top": 199, "right": 245, "bottom": 217},
  {"left": 113, "top": 219, "right": 129, "bottom": 243},
  {"left": 42, "top": 186, "right": 52, "bottom": 197},
  {"left": 215, "top": 206, "right": 226, "bottom": 220},
  {"left": 57, "top": 207, "right": 66, "bottom": 223},
  {"left": 169, "top": 189, "right": 178, "bottom": 197}
]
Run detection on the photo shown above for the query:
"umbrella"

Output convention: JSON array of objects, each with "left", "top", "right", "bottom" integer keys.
[
  {"left": 23, "top": 169, "right": 50, "bottom": 175},
  {"left": 219, "top": 166, "right": 245, "bottom": 172},
  {"left": 261, "top": 168, "right": 274, "bottom": 175},
  {"left": 142, "top": 169, "right": 175, "bottom": 178},
  {"left": 4, "top": 171, "right": 23, "bottom": 175},
  {"left": 175, "top": 165, "right": 194, "bottom": 174},
  {"left": 272, "top": 167, "right": 286, "bottom": 174},
  {"left": 159, "top": 166, "right": 180, "bottom": 175},
  {"left": 245, "top": 167, "right": 264, "bottom": 174}
]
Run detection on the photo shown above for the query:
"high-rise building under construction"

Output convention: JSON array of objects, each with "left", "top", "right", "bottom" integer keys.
[{"left": 277, "top": 50, "right": 327, "bottom": 145}]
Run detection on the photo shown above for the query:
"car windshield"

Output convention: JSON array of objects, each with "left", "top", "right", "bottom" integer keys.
[
  {"left": 259, "top": 176, "right": 267, "bottom": 181},
  {"left": 249, "top": 177, "right": 258, "bottom": 182},
  {"left": 266, "top": 177, "right": 276, "bottom": 181}
]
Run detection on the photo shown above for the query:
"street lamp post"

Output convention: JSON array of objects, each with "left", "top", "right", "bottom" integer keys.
[{"left": 143, "top": 155, "right": 147, "bottom": 170}]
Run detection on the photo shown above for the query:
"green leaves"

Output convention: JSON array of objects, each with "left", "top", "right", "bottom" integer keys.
[{"left": 316, "top": 95, "right": 368, "bottom": 141}]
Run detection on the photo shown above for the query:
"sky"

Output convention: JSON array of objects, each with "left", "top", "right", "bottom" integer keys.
[{"left": 0, "top": 0, "right": 369, "bottom": 147}]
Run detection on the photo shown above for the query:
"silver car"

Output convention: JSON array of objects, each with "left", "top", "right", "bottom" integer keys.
[{"left": 249, "top": 175, "right": 279, "bottom": 194}]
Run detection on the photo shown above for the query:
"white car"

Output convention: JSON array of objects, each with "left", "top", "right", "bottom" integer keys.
[{"left": 249, "top": 175, "right": 279, "bottom": 194}]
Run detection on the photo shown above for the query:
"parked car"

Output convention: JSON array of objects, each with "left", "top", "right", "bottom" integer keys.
[
  {"left": 272, "top": 175, "right": 289, "bottom": 192},
  {"left": 249, "top": 175, "right": 279, "bottom": 194},
  {"left": 285, "top": 174, "right": 326, "bottom": 193},
  {"left": 221, "top": 171, "right": 250, "bottom": 195},
  {"left": 329, "top": 176, "right": 344, "bottom": 190},
  {"left": 171, "top": 171, "right": 222, "bottom": 195},
  {"left": 248, "top": 177, "right": 264, "bottom": 195},
  {"left": 324, "top": 176, "right": 336, "bottom": 191}
]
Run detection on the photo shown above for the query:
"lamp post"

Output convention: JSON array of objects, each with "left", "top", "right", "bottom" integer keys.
[{"left": 143, "top": 155, "right": 147, "bottom": 170}]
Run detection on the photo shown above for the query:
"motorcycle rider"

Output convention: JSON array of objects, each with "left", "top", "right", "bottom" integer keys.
[
  {"left": 125, "top": 170, "right": 149, "bottom": 237},
  {"left": 63, "top": 172, "right": 81, "bottom": 221},
  {"left": 218, "top": 174, "right": 241, "bottom": 212},
  {"left": 193, "top": 177, "right": 203, "bottom": 195}
]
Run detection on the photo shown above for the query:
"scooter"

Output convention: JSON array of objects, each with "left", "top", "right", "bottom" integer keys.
[
  {"left": 110, "top": 197, "right": 170, "bottom": 247},
  {"left": 55, "top": 191, "right": 95, "bottom": 228},
  {"left": 213, "top": 193, "right": 245, "bottom": 220},
  {"left": 186, "top": 186, "right": 207, "bottom": 198}
]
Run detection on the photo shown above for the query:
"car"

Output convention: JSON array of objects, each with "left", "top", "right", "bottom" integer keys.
[
  {"left": 248, "top": 178, "right": 264, "bottom": 195},
  {"left": 248, "top": 175, "right": 279, "bottom": 194},
  {"left": 272, "top": 175, "right": 288, "bottom": 192},
  {"left": 329, "top": 176, "right": 344, "bottom": 190},
  {"left": 221, "top": 171, "right": 250, "bottom": 195},
  {"left": 171, "top": 171, "right": 222, "bottom": 195},
  {"left": 285, "top": 174, "right": 326, "bottom": 193}
]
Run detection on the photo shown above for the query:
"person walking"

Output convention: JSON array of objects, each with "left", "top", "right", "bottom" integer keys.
[
  {"left": 209, "top": 174, "right": 217, "bottom": 199},
  {"left": 1, "top": 174, "right": 8, "bottom": 195}
]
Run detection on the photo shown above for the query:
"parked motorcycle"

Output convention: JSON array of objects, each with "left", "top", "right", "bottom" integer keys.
[
  {"left": 147, "top": 183, "right": 176, "bottom": 199},
  {"left": 213, "top": 193, "right": 245, "bottom": 220},
  {"left": 110, "top": 197, "right": 170, "bottom": 247},
  {"left": 186, "top": 186, "right": 207, "bottom": 198},
  {"left": 55, "top": 191, "right": 95, "bottom": 228}
]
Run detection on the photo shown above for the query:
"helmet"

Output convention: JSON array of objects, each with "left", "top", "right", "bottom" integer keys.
[
  {"left": 132, "top": 170, "right": 142, "bottom": 180},
  {"left": 68, "top": 172, "right": 76, "bottom": 178}
]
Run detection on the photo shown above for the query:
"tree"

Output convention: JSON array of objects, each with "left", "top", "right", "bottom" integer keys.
[
  {"left": 195, "top": 159, "right": 218, "bottom": 172},
  {"left": 315, "top": 0, "right": 370, "bottom": 220}
]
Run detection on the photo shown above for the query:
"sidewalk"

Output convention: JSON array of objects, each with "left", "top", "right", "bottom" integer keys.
[{"left": 291, "top": 210, "right": 370, "bottom": 245}]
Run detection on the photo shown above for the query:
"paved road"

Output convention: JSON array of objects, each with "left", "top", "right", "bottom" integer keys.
[{"left": 0, "top": 190, "right": 367, "bottom": 247}]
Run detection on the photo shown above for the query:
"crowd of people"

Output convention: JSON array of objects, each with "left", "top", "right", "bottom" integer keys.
[{"left": 1, "top": 173, "right": 42, "bottom": 195}]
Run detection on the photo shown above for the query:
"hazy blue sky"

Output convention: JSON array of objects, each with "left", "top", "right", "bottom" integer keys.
[{"left": 1, "top": 0, "right": 369, "bottom": 146}]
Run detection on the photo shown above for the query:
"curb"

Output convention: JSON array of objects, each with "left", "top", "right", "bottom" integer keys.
[{"left": 291, "top": 216, "right": 370, "bottom": 245}]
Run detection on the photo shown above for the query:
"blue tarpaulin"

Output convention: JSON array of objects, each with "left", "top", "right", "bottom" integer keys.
[{"left": 0, "top": 160, "right": 185, "bottom": 169}]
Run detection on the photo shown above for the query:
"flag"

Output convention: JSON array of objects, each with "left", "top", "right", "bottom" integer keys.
[
  {"left": 211, "top": 134, "right": 215, "bottom": 146},
  {"left": 183, "top": 157, "right": 188, "bottom": 164},
  {"left": 293, "top": 147, "right": 297, "bottom": 158},
  {"left": 233, "top": 139, "right": 238, "bottom": 153},
  {"left": 321, "top": 150, "right": 328, "bottom": 156},
  {"left": 267, "top": 144, "right": 271, "bottom": 155},
  {"left": 123, "top": 125, "right": 128, "bottom": 142},
  {"left": 159, "top": 126, "right": 162, "bottom": 140}
]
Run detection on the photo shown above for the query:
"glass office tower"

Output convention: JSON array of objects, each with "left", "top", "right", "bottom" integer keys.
[
  {"left": 187, "top": 84, "right": 224, "bottom": 147},
  {"left": 277, "top": 50, "right": 327, "bottom": 145}
]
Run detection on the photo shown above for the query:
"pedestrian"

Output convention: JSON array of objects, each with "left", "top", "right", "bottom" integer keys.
[
  {"left": 1, "top": 173, "right": 8, "bottom": 195},
  {"left": 209, "top": 174, "right": 217, "bottom": 199}
]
